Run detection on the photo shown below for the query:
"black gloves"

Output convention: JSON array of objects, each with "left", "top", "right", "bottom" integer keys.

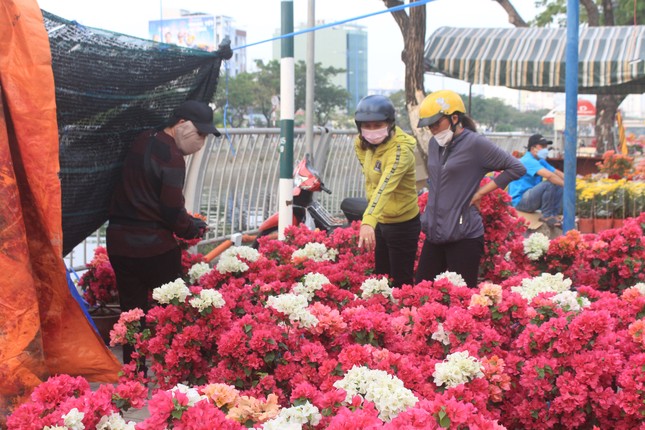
[{"left": 191, "top": 218, "right": 209, "bottom": 239}]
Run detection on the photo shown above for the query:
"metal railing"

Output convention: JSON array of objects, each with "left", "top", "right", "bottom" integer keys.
[
  {"left": 63, "top": 129, "right": 535, "bottom": 270},
  {"left": 64, "top": 127, "right": 363, "bottom": 270},
  {"left": 193, "top": 127, "right": 364, "bottom": 244}
]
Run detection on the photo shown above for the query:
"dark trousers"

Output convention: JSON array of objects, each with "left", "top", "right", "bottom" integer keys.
[
  {"left": 374, "top": 214, "right": 421, "bottom": 288},
  {"left": 108, "top": 247, "right": 183, "bottom": 364},
  {"left": 415, "top": 236, "right": 484, "bottom": 288}
]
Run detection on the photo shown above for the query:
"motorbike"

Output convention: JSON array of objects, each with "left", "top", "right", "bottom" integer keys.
[{"left": 252, "top": 156, "right": 367, "bottom": 248}]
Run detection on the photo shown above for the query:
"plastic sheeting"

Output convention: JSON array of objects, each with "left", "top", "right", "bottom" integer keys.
[{"left": 0, "top": 1, "right": 121, "bottom": 418}]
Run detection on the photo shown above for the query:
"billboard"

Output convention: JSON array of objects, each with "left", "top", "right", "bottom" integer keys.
[{"left": 149, "top": 16, "right": 216, "bottom": 52}]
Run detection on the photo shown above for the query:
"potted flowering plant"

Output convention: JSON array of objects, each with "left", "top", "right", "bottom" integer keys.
[
  {"left": 77, "top": 246, "right": 120, "bottom": 343},
  {"left": 592, "top": 178, "right": 624, "bottom": 232},
  {"left": 78, "top": 246, "right": 118, "bottom": 307},
  {"left": 595, "top": 150, "right": 634, "bottom": 179},
  {"left": 626, "top": 180, "right": 645, "bottom": 219},
  {"left": 575, "top": 178, "right": 595, "bottom": 233}
]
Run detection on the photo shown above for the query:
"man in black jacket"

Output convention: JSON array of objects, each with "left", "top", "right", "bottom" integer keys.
[{"left": 107, "top": 100, "right": 219, "bottom": 365}]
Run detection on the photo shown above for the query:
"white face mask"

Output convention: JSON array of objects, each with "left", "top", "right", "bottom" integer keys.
[
  {"left": 175, "top": 121, "right": 206, "bottom": 155},
  {"left": 361, "top": 126, "right": 390, "bottom": 145},
  {"left": 434, "top": 128, "right": 454, "bottom": 147}
]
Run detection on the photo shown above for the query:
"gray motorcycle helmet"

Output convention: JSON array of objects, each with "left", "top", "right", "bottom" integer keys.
[{"left": 354, "top": 95, "right": 395, "bottom": 128}]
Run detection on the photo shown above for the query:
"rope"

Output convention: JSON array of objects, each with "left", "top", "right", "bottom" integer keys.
[
  {"left": 221, "top": 60, "right": 236, "bottom": 155},
  {"left": 231, "top": 0, "right": 435, "bottom": 51},
  {"left": 219, "top": 1, "right": 435, "bottom": 153}
]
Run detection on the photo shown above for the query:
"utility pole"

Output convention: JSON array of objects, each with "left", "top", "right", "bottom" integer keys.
[
  {"left": 305, "top": 0, "right": 315, "bottom": 163},
  {"left": 278, "top": 0, "right": 294, "bottom": 239}
]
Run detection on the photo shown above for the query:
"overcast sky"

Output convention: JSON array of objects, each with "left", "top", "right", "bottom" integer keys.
[{"left": 36, "top": 0, "right": 539, "bottom": 92}]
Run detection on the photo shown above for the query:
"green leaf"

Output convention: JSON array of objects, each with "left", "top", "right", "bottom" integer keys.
[
  {"left": 293, "top": 398, "right": 308, "bottom": 406},
  {"left": 437, "top": 409, "right": 451, "bottom": 428},
  {"left": 536, "top": 367, "right": 545, "bottom": 379},
  {"left": 264, "top": 351, "right": 276, "bottom": 364}
]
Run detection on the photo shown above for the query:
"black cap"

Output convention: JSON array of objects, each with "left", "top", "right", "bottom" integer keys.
[
  {"left": 528, "top": 133, "right": 552, "bottom": 149},
  {"left": 172, "top": 100, "right": 221, "bottom": 136}
]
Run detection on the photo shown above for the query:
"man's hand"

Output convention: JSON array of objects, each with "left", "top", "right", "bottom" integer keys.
[
  {"left": 192, "top": 218, "right": 209, "bottom": 238},
  {"left": 358, "top": 224, "right": 375, "bottom": 251}
]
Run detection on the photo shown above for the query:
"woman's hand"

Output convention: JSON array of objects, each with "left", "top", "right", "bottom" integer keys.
[
  {"left": 470, "top": 191, "right": 483, "bottom": 210},
  {"left": 358, "top": 224, "right": 376, "bottom": 251},
  {"left": 470, "top": 181, "right": 499, "bottom": 210}
]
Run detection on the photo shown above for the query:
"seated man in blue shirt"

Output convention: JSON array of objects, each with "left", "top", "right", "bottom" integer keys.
[{"left": 508, "top": 134, "right": 564, "bottom": 227}]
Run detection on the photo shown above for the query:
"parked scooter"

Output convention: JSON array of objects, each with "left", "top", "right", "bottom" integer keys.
[{"left": 253, "top": 156, "right": 365, "bottom": 248}]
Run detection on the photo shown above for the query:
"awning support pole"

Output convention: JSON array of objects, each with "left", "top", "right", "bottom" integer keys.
[{"left": 563, "top": 0, "right": 579, "bottom": 233}]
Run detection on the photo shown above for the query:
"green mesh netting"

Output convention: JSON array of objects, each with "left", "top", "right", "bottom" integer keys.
[{"left": 43, "top": 11, "right": 231, "bottom": 256}]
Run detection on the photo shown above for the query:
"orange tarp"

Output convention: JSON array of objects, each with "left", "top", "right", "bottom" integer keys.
[{"left": 0, "top": 0, "right": 121, "bottom": 418}]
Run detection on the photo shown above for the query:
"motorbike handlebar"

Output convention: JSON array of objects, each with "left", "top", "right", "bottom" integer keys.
[{"left": 320, "top": 185, "right": 332, "bottom": 194}]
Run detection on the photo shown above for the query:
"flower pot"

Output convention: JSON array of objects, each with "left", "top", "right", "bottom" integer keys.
[
  {"left": 613, "top": 218, "right": 625, "bottom": 229},
  {"left": 593, "top": 218, "right": 613, "bottom": 233},
  {"left": 577, "top": 218, "right": 594, "bottom": 234},
  {"left": 89, "top": 305, "right": 121, "bottom": 345}
]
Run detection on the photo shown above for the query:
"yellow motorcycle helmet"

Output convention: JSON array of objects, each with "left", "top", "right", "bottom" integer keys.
[{"left": 417, "top": 90, "right": 466, "bottom": 128}]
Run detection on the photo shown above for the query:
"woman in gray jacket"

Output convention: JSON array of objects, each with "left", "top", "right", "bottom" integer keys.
[{"left": 415, "top": 90, "right": 526, "bottom": 288}]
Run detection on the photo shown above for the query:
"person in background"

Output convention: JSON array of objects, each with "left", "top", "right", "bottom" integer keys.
[
  {"left": 107, "top": 100, "right": 219, "bottom": 365},
  {"left": 508, "top": 134, "right": 564, "bottom": 228},
  {"left": 415, "top": 90, "right": 525, "bottom": 288},
  {"left": 353, "top": 95, "right": 420, "bottom": 288}
]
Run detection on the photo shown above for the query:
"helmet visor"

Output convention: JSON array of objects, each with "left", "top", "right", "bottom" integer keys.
[{"left": 417, "top": 112, "right": 444, "bottom": 128}]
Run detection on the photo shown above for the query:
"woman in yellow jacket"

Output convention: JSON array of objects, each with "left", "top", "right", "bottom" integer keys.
[{"left": 353, "top": 95, "right": 420, "bottom": 287}]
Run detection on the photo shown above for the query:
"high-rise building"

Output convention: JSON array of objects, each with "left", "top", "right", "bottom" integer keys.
[
  {"left": 273, "top": 22, "right": 368, "bottom": 113},
  {"left": 149, "top": 10, "right": 246, "bottom": 77}
]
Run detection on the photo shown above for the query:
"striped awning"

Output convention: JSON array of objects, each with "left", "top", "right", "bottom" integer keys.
[{"left": 424, "top": 26, "right": 645, "bottom": 94}]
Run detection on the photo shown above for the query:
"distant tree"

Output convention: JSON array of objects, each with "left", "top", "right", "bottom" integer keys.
[
  {"left": 466, "top": 94, "right": 550, "bottom": 133},
  {"left": 294, "top": 61, "right": 349, "bottom": 125},
  {"left": 253, "top": 60, "right": 281, "bottom": 126},
  {"left": 510, "top": 109, "right": 552, "bottom": 134},
  {"left": 214, "top": 72, "right": 257, "bottom": 128},
  {"left": 389, "top": 89, "right": 412, "bottom": 132},
  {"left": 250, "top": 60, "right": 349, "bottom": 127},
  {"left": 468, "top": 96, "right": 513, "bottom": 132}
]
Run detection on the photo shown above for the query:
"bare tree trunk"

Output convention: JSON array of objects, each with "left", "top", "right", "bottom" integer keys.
[
  {"left": 601, "top": 0, "right": 615, "bottom": 25},
  {"left": 592, "top": 0, "right": 619, "bottom": 155},
  {"left": 382, "top": 0, "right": 430, "bottom": 170},
  {"left": 580, "top": 0, "right": 600, "bottom": 25},
  {"left": 594, "top": 94, "right": 626, "bottom": 154}
]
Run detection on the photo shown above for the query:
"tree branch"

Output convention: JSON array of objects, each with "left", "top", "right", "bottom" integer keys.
[
  {"left": 492, "top": 0, "right": 528, "bottom": 27},
  {"left": 382, "top": 0, "right": 408, "bottom": 35}
]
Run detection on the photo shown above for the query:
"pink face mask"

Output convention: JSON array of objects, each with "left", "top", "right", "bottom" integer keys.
[
  {"left": 361, "top": 126, "right": 390, "bottom": 145},
  {"left": 175, "top": 121, "right": 206, "bottom": 155}
]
